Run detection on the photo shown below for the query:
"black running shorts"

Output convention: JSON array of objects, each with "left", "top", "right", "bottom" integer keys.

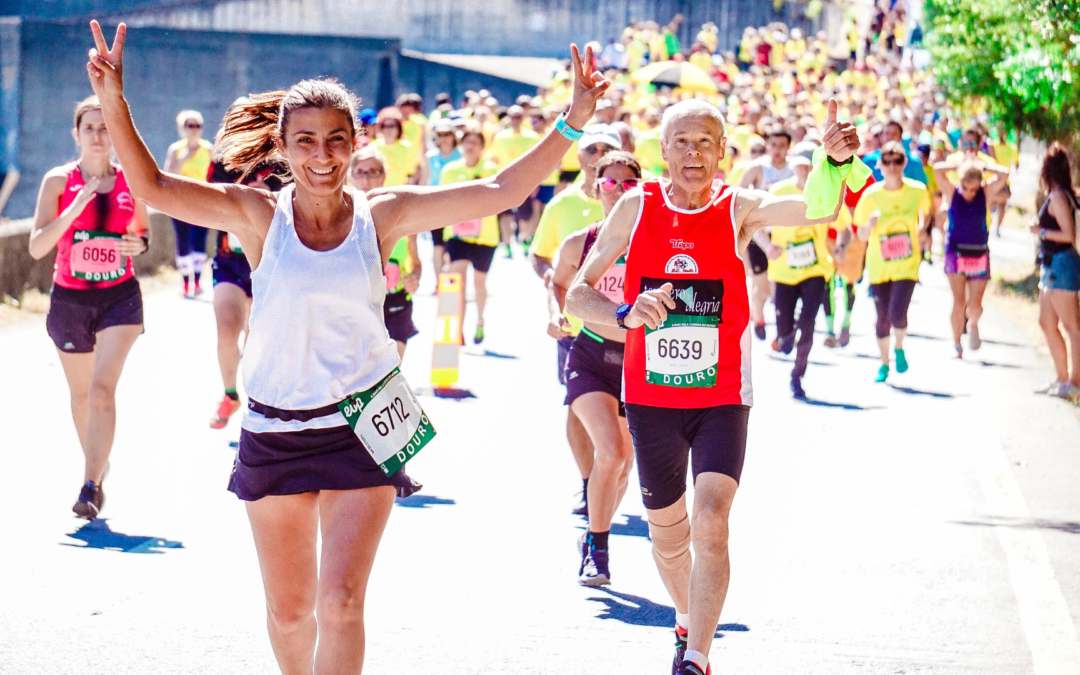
[
  {"left": 564, "top": 330, "right": 625, "bottom": 416},
  {"left": 383, "top": 291, "right": 419, "bottom": 344},
  {"left": 626, "top": 403, "right": 750, "bottom": 510},
  {"left": 212, "top": 252, "right": 253, "bottom": 298},
  {"left": 747, "top": 240, "right": 768, "bottom": 275},
  {"left": 46, "top": 278, "right": 144, "bottom": 353},
  {"left": 445, "top": 238, "right": 497, "bottom": 274}
]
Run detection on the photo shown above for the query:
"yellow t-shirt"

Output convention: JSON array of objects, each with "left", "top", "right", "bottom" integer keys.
[
  {"left": 854, "top": 179, "right": 930, "bottom": 284},
  {"left": 169, "top": 139, "right": 213, "bottom": 181},
  {"left": 488, "top": 128, "right": 540, "bottom": 167},
  {"left": 561, "top": 142, "right": 581, "bottom": 172},
  {"left": 767, "top": 179, "right": 835, "bottom": 284},
  {"left": 373, "top": 138, "right": 419, "bottom": 187},
  {"left": 532, "top": 181, "right": 603, "bottom": 260},
  {"left": 402, "top": 113, "right": 427, "bottom": 163},
  {"left": 636, "top": 127, "right": 667, "bottom": 176},
  {"left": 439, "top": 159, "right": 500, "bottom": 247}
]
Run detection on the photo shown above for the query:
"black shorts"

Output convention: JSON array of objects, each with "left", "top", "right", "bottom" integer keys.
[
  {"left": 747, "top": 240, "right": 768, "bottom": 275},
  {"left": 445, "top": 238, "right": 497, "bottom": 274},
  {"left": 557, "top": 335, "right": 574, "bottom": 385},
  {"left": 212, "top": 252, "right": 252, "bottom": 298},
  {"left": 559, "top": 170, "right": 581, "bottom": 184},
  {"left": 432, "top": 227, "right": 445, "bottom": 247},
  {"left": 46, "top": 278, "right": 144, "bottom": 353},
  {"left": 626, "top": 403, "right": 750, "bottom": 510},
  {"left": 384, "top": 291, "right": 419, "bottom": 343},
  {"left": 499, "top": 193, "right": 534, "bottom": 222},
  {"left": 564, "top": 330, "right": 625, "bottom": 416}
]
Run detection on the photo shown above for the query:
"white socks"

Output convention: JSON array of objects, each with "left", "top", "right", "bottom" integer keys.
[
  {"left": 676, "top": 612, "right": 690, "bottom": 632},
  {"left": 685, "top": 649, "right": 708, "bottom": 672}
]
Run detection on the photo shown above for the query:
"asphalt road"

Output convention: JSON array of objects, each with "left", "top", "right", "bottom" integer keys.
[{"left": 1, "top": 229, "right": 1078, "bottom": 675}]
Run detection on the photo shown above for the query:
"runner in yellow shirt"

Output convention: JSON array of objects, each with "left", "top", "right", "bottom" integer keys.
[
  {"left": 488, "top": 105, "right": 541, "bottom": 257},
  {"left": 397, "top": 93, "right": 429, "bottom": 183},
  {"left": 854, "top": 142, "right": 932, "bottom": 383},
  {"left": 372, "top": 108, "right": 420, "bottom": 187},
  {"left": 164, "top": 109, "right": 213, "bottom": 297},
  {"left": 440, "top": 123, "right": 499, "bottom": 345}
]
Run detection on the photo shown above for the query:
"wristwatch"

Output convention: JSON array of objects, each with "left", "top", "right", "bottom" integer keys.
[{"left": 615, "top": 303, "right": 633, "bottom": 330}]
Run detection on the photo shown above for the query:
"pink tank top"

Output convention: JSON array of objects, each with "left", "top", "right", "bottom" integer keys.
[{"left": 53, "top": 163, "right": 138, "bottom": 290}]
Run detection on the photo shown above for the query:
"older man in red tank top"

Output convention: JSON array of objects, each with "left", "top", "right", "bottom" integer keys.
[{"left": 567, "top": 99, "right": 859, "bottom": 675}]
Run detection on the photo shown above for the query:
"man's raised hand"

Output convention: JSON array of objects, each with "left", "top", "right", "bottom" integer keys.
[{"left": 822, "top": 99, "right": 860, "bottom": 164}]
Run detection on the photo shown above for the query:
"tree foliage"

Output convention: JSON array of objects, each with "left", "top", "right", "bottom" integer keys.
[{"left": 926, "top": 0, "right": 1080, "bottom": 143}]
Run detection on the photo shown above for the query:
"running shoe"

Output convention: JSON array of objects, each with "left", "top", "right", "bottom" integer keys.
[
  {"left": 72, "top": 481, "right": 104, "bottom": 520},
  {"left": 572, "top": 491, "right": 588, "bottom": 516},
  {"left": 395, "top": 472, "right": 423, "bottom": 499},
  {"left": 953, "top": 344, "right": 963, "bottom": 360},
  {"left": 522, "top": 238, "right": 532, "bottom": 256},
  {"left": 675, "top": 660, "right": 710, "bottom": 675},
  {"left": 502, "top": 243, "right": 513, "bottom": 259},
  {"left": 473, "top": 326, "right": 485, "bottom": 345},
  {"left": 777, "top": 333, "right": 795, "bottom": 355},
  {"left": 181, "top": 279, "right": 190, "bottom": 298},
  {"left": 1050, "top": 383, "right": 1080, "bottom": 402},
  {"left": 823, "top": 333, "right": 838, "bottom": 348},
  {"left": 193, "top": 283, "right": 204, "bottom": 297},
  {"left": 579, "top": 549, "right": 611, "bottom": 587},
  {"left": 210, "top": 395, "right": 242, "bottom": 429},
  {"left": 753, "top": 322, "right": 766, "bottom": 341},
  {"left": 1034, "top": 380, "right": 1064, "bottom": 394},
  {"left": 894, "top": 348, "right": 909, "bottom": 373},
  {"left": 968, "top": 324, "right": 982, "bottom": 351},
  {"left": 672, "top": 625, "right": 688, "bottom": 675},
  {"left": 791, "top": 374, "right": 806, "bottom": 399},
  {"left": 875, "top": 364, "right": 889, "bottom": 383},
  {"left": 839, "top": 327, "right": 850, "bottom": 347}
]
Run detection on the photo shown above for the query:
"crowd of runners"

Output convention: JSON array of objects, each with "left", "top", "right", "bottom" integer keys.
[{"left": 24, "top": 4, "right": 1080, "bottom": 674}]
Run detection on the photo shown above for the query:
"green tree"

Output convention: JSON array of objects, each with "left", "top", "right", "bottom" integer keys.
[{"left": 926, "top": 0, "right": 1080, "bottom": 145}]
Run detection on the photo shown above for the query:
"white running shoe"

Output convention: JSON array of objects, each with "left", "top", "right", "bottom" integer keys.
[
  {"left": 1049, "top": 383, "right": 1080, "bottom": 401},
  {"left": 968, "top": 324, "right": 982, "bottom": 351},
  {"left": 1034, "top": 380, "right": 1063, "bottom": 394}
]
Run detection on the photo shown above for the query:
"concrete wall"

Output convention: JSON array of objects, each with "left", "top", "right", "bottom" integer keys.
[
  {"left": 0, "top": 210, "right": 177, "bottom": 298},
  {"left": 7, "top": 20, "right": 400, "bottom": 219}
]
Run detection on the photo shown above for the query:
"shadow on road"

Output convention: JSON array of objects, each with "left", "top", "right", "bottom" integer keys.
[
  {"left": 394, "top": 494, "right": 456, "bottom": 509},
  {"left": 577, "top": 514, "right": 650, "bottom": 539},
  {"left": 975, "top": 360, "right": 1022, "bottom": 369},
  {"left": 766, "top": 354, "right": 835, "bottom": 367},
  {"left": 61, "top": 519, "right": 184, "bottom": 554},
  {"left": 905, "top": 332, "right": 948, "bottom": 342},
  {"left": 462, "top": 349, "right": 520, "bottom": 360},
  {"left": 587, "top": 588, "right": 749, "bottom": 636},
  {"left": 951, "top": 516, "right": 1080, "bottom": 534},
  {"left": 796, "top": 397, "right": 883, "bottom": 411},
  {"left": 887, "top": 384, "right": 962, "bottom": 399}
]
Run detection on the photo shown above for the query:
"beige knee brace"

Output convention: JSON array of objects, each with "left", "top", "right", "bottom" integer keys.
[{"left": 648, "top": 514, "right": 692, "bottom": 574}]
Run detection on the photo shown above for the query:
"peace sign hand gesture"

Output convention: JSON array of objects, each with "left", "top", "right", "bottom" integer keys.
[
  {"left": 565, "top": 43, "right": 612, "bottom": 130},
  {"left": 86, "top": 20, "right": 127, "bottom": 101}
]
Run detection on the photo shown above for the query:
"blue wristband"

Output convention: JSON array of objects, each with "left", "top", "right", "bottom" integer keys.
[{"left": 555, "top": 114, "right": 584, "bottom": 142}]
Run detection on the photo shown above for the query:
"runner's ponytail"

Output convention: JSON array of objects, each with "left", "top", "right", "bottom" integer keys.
[{"left": 215, "top": 78, "right": 360, "bottom": 181}]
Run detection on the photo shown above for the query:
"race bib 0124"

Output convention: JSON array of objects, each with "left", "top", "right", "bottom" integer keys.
[
  {"left": 338, "top": 368, "right": 436, "bottom": 476},
  {"left": 596, "top": 258, "right": 626, "bottom": 303}
]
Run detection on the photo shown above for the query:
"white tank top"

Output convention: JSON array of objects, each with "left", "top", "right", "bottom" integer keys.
[{"left": 241, "top": 184, "right": 400, "bottom": 433}]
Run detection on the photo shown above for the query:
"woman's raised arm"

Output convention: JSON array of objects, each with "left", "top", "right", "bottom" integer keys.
[
  {"left": 368, "top": 44, "right": 610, "bottom": 249},
  {"left": 86, "top": 22, "right": 272, "bottom": 237}
]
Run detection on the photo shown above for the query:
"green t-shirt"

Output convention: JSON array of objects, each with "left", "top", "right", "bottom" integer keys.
[{"left": 386, "top": 236, "right": 413, "bottom": 295}]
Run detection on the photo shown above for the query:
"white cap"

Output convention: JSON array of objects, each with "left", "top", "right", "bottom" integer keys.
[{"left": 579, "top": 124, "right": 621, "bottom": 150}]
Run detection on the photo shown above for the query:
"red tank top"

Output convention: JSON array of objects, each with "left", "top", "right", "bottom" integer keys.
[
  {"left": 623, "top": 180, "right": 752, "bottom": 408},
  {"left": 54, "top": 163, "right": 138, "bottom": 290}
]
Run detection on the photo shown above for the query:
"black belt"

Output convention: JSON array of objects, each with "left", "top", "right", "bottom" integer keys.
[{"left": 248, "top": 399, "right": 341, "bottom": 422}]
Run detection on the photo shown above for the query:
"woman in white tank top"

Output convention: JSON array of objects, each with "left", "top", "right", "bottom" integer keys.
[{"left": 86, "top": 21, "right": 609, "bottom": 674}]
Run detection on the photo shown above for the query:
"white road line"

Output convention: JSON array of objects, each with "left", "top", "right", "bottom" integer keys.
[{"left": 970, "top": 404, "right": 1080, "bottom": 675}]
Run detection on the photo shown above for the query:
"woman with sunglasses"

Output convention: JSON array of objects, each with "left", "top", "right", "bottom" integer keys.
[
  {"left": 855, "top": 141, "right": 932, "bottom": 383},
  {"left": 440, "top": 122, "right": 499, "bottom": 344},
  {"left": 548, "top": 151, "right": 640, "bottom": 587},
  {"left": 164, "top": 109, "right": 212, "bottom": 297},
  {"left": 371, "top": 108, "right": 419, "bottom": 187},
  {"left": 932, "top": 159, "right": 1009, "bottom": 359}
]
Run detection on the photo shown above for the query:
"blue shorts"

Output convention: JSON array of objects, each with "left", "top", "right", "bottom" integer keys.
[
  {"left": 537, "top": 185, "right": 556, "bottom": 204},
  {"left": 1040, "top": 248, "right": 1080, "bottom": 292}
]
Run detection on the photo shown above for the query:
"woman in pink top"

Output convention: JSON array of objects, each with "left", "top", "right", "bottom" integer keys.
[{"left": 28, "top": 95, "right": 150, "bottom": 519}]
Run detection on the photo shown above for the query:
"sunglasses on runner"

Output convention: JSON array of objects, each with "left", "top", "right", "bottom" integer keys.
[
  {"left": 597, "top": 177, "right": 640, "bottom": 192},
  {"left": 185, "top": 123, "right": 202, "bottom": 129},
  {"left": 352, "top": 169, "right": 384, "bottom": 178},
  {"left": 880, "top": 156, "right": 905, "bottom": 166}
]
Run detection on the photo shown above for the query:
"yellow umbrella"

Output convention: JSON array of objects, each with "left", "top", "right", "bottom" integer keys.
[{"left": 629, "top": 60, "right": 718, "bottom": 94}]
